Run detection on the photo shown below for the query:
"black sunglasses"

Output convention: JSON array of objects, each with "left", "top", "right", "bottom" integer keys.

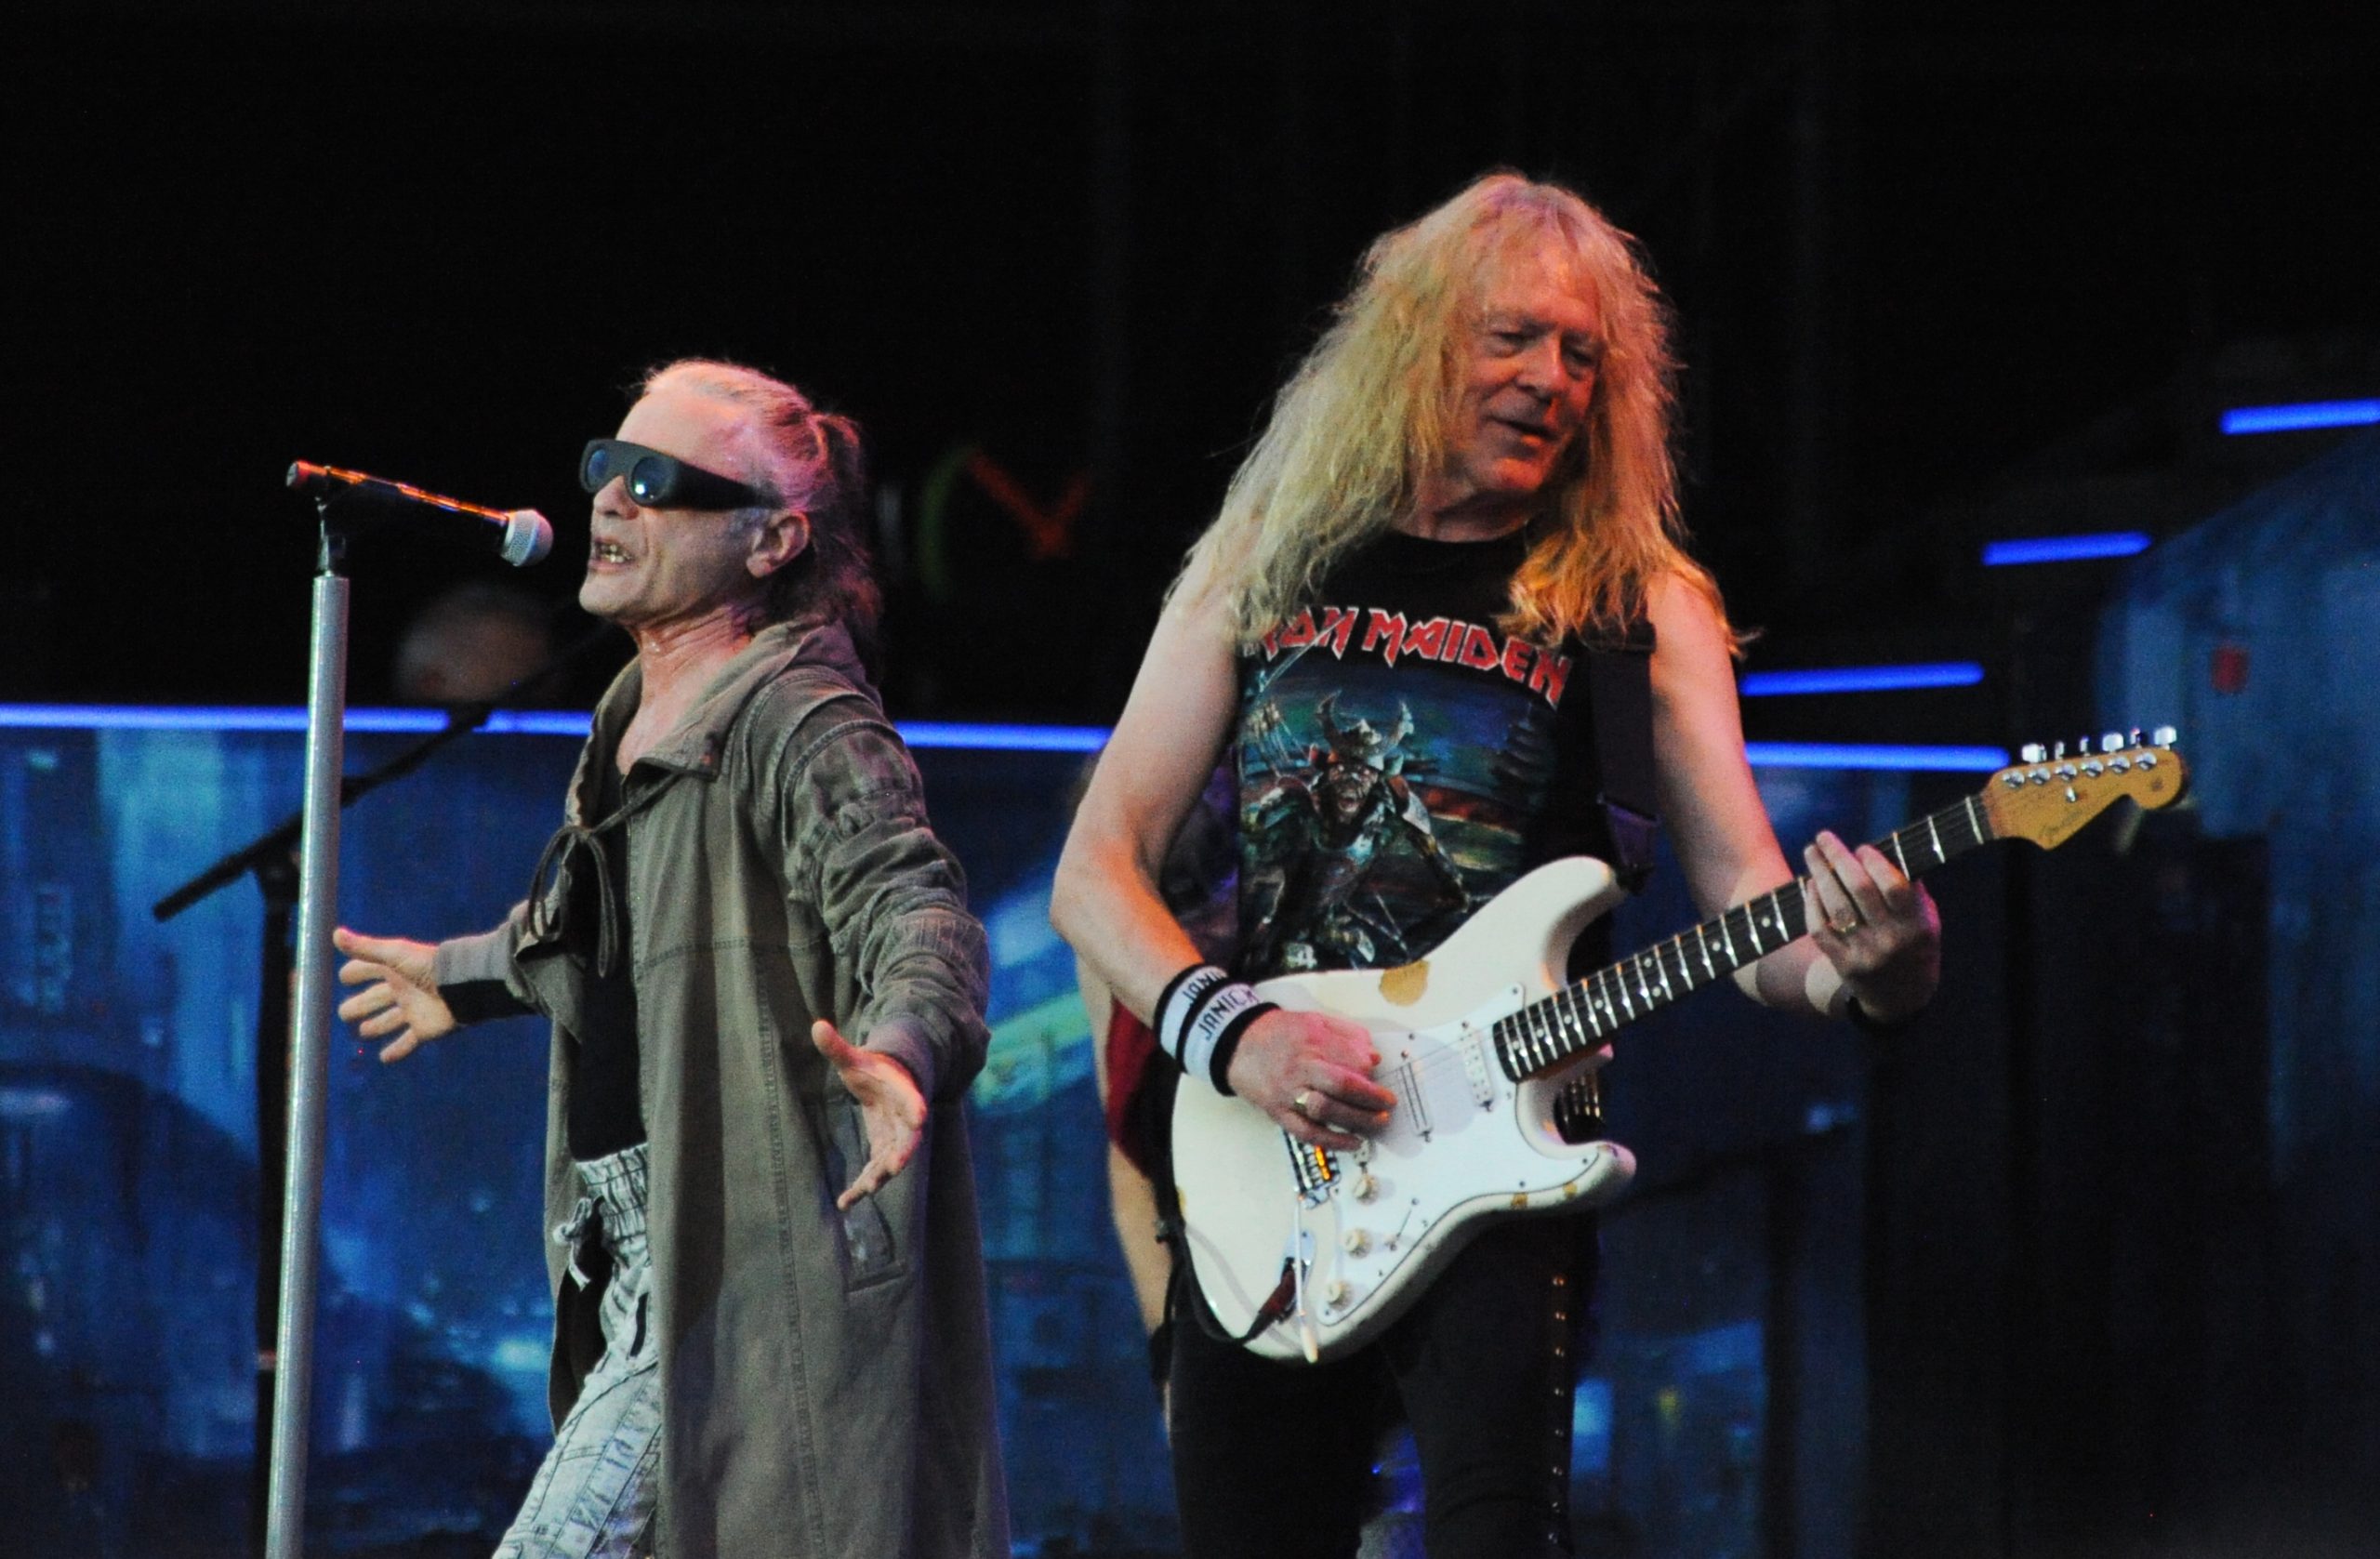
[{"left": 579, "top": 439, "right": 770, "bottom": 510}]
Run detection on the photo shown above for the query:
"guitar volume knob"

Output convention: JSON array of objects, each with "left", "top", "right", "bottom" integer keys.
[
  {"left": 1352, "top": 1173, "right": 1379, "bottom": 1203},
  {"left": 1342, "top": 1229, "right": 1371, "bottom": 1256}
]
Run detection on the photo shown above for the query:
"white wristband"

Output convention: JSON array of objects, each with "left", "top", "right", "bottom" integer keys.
[
  {"left": 1179, "top": 980, "right": 1263, "bottom": 1087},
  {"left": 1156, "top": 964, "right": 1229, "bottom": 1067}
]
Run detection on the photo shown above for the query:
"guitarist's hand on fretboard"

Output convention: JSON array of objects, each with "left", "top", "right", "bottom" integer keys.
[
  {"left": 1801, "top": 827, "right": 1942, "bottom": 1024},
  {"left": 1224, "top": 1007, "right": 1398, "bottom": 1151}
]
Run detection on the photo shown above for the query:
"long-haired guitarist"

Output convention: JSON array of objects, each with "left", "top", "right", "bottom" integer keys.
[{"left": 1052, "top": 172, "right": 1943, "bottom": 1557}]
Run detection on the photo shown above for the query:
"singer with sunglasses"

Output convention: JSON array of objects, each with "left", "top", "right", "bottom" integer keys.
[{"left": 333, "top": 359, "right": 1010, "bottom": 1559}]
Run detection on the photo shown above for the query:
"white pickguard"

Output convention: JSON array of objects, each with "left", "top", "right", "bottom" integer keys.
[{"left": 1172, "top": 856, "right": 1640, "bottom": 1363}]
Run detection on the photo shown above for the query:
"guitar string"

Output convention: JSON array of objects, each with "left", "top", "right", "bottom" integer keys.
[
  {"left": 1493, "top": 799, "right": 1990, "bottom": 1080},
  {"left": 1238, "top": 758, "right": 2153, "bottom": 1343},
  {"left": 1293, "top": 797, "right": 1993, "bottom": 1112}
]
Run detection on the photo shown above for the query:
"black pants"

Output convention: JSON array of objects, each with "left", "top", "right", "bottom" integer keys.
[{"left": 1167, "top": 1215, "right": 1596, "bottom": 1559}]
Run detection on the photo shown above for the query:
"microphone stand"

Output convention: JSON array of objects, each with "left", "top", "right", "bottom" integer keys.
[
  {"left": 260, "top": 504, "right": 348, "bottom": 1559},
  {"left": 151, "top": 512, "right": 607, "bottom": 1556}
]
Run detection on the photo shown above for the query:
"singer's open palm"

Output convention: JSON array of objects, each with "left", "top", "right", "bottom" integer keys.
[{"left": 335, "top": 929, "right": 457, "bottom": 1062}]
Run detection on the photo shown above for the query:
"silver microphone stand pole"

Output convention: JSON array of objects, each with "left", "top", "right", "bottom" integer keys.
[{"left": 264, "top": 509, "right": 349, "bottom": 1559}]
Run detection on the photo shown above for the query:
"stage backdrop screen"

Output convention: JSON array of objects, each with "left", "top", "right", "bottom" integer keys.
[{"left": 1, "top": 709, "right": 1938, "bottom": 1558}]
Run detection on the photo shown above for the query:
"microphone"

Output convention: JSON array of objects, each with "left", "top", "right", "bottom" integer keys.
[{"left": 286, "top": 461, "right": 553, "bottom": 567}]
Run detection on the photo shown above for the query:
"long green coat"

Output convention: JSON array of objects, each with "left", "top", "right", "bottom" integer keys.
[{"left": 438, "top": 619, "right": 1009, "bottom": 1557}]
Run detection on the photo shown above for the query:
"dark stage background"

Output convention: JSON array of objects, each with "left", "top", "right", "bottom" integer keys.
[
  {"left": 8, "top": 2, "right": 2376, "bottom": 720},
  {"left": 5, "top": 2, "right": 2378, "bottom": 1555}
]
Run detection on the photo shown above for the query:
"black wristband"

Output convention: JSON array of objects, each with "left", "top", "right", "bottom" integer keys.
[
  {"left": 1205, "top": 999, "right": 1278, "bottom": 1097},
  {"left": 1153, "top": 963, "right": 1209, "bottom": 1033}
]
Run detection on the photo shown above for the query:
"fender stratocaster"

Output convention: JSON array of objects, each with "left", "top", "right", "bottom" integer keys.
[{"left": 1173, "top": 732, "right": 2188, "bottom": 1362}]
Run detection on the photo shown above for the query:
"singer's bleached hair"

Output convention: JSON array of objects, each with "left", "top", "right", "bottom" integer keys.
[
  {"left": 639, "top": 358, "right": 881, "bottom": 657},
  {"left": 1180, "top": 171, "right": 1736, "bottom": 654}
]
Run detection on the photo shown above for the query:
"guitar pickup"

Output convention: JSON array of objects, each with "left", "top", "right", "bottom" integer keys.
[
  {"left": 1459, "top": 1024, "right": 1496, "bottom": 1109},
  {"left": 1393, "top": 1054, "right": 1432, "bottom": 1141}
]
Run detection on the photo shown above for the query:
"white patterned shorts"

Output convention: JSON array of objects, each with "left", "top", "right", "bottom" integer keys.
[{"left": 496, "top": 1142, "right": 660, "bottom": 1559}]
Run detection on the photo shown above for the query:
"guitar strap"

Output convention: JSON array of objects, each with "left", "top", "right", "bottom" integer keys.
[{"left": 1582, "top": 616, "right": 1661, "bottom": 894}]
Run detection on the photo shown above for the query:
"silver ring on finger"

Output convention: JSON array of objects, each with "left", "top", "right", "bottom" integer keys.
[
  {"left": 1292, "top": 1089, "right": 1316, "bottom": 1119},
  {"left": 1830, "top": 913, "right": 1859, "bottom": 935}
]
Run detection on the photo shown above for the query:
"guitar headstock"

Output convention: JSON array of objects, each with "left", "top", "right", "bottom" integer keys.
[{"left": 1980, "top": 727, "right": 2190, "bottom": 852}]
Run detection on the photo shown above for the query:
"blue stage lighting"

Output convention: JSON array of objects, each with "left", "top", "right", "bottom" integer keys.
[
  {"left": 1740, "top": 662, "right": 1985, "bottom": 696},
  {"left": 1980, "top": 533, "right": 2152, "bottom": 567},
  {"left": 0, "top": 704, "right": 317, "bottom": 732},
  {"left": 1746, "top": 741, "right": 2012, "bottom": 773},
  {"left": 476, "top": 711, "right": 602, "bottom": 737},
  {"left": 2219, "top": 399, "right": 2380, "bottom": 435},
  {"left": 891, "top": 722, "right": 1109, "bottom": 753},
  {"left": 4, "top": 707, "right": 2016, "bottom": 771},
  {"left": 0, "top": 704, "right": 1111, "bottom": 753}
]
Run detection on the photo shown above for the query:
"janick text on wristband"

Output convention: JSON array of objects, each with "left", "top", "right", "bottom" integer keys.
[{"left": 1153, "top": 961, "right": 1276, "bottom": 1095}]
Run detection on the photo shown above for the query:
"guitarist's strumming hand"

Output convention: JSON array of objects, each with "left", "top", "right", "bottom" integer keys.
[
  {"left": 1224, "top": 1007, "right": 1397, "bottom": 1151},
  {"left": 1802, "top": 828, "right": 1942, "bottom": 1024}
]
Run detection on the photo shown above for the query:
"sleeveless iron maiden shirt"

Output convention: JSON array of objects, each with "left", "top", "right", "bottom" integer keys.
[{"left": 1231, "top": 524, "right": 1633, "bottom": 983}]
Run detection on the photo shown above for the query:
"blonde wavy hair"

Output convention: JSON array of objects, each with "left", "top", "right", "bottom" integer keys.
[{"left": 1182, "top": 172, "right": 1736, "bottom": 654}]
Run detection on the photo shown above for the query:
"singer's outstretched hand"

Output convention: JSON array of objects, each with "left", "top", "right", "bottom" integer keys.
[
  {"left": 809, "top": 1019, "right": 928, "bottom": 1210},
  {"left": 335, "top": 928, "right": 456, "bottom": 1062}
]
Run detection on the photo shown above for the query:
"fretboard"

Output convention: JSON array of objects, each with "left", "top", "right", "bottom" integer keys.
[{"left": 1491, "top": 788, "right": 1996, "bottom": 1081}]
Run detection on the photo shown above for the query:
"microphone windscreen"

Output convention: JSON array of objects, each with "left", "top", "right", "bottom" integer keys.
[{"left": 501, "top": 510, "right": 554, "bottom": 567}]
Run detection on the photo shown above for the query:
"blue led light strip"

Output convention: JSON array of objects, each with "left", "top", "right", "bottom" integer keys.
[
  {"left": 2219, "top": 399, "right": 2380, "bottom": 436},
  {"left": 1740, "top": 662, "right": 1984, "bottom": 696},
  {"left": 1, "top": 705, "right": 2012, "bottom": 773},
  {"left": 1745, "top": 742, "right": 2011, "bottom": 773},
  {"left": 0, "top": 705, "right": 1104, "bottom": 753},
  {"left": 895, "top": 721, "right": 1108, "bottom": 752},
  {"left": 1980, "top": 533, "right": 2152, "bottom": 567},
  {"left": 0, "top": 705, "right": 580, "bottom": 735}
]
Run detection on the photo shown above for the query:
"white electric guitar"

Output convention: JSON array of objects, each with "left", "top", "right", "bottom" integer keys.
[{"left": 1173, "top": 732, "right": 2188, "bottom": 1363}]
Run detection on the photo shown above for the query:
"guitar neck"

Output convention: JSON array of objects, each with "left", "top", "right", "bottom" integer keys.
[{"left": 1493, "top": 789, "right": 1997, "bottom": 1081}]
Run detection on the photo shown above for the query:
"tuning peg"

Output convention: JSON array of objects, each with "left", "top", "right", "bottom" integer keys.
[
  {"left": 2020, "top": 743, "right": 2047, "bottom": 764},
  {"left": 2100, "top": 732, "right": 2125, "bottom": 753},
  {"left": 2129, "top": 727, "right": 2143, "bottom": 747},
  {"left": 2053, "top": 740, "right": 2067, "bottom": 760},
  {"left": 2151, "top": 725, "right": 2177, "bottom": 746}
]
